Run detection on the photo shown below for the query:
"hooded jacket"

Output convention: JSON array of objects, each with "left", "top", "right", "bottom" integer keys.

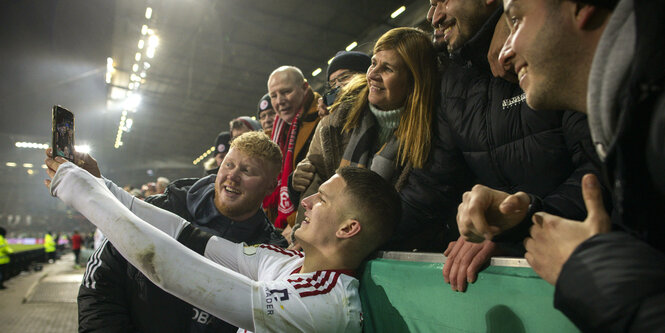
[
  {"left": 554, "top": 0, "right": 665, "bottom": 330},
  {"left": 78, "top": 176, "right": 286, "bottom": 333}
]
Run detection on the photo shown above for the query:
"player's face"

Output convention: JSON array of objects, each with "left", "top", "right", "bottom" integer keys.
[
  {"left": 214, "top": 148, "right": 276, "bottom": 220},
  {"left": 295, "top": 175, "right": 347, "bottom": 247},
  {"left": 501, "top": 0, "right": 577, "bottom": 110},
  {"left": 268, "top": 72, "right": 308, "bottom": 124}
]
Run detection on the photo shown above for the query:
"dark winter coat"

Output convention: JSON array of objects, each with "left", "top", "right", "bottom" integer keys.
[
  {"left": 554, "top": 0, "right": 665, "bottom": 330},
  {"left": 400, "top": 9, "right": 603, "bottom": 247}
]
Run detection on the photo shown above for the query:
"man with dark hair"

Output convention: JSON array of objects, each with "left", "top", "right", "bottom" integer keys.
[
  {"left": 46, "top": 155, "right": 398, "bottom": 332},
  {"left": 466, "top": 0, "right": 664, "bottom": 330},
  {"left": 74, "top": 132, "right": 287, "bottom": 333},
  {"left": 397, "top": 0, "right": 603, "bottom": 292}
]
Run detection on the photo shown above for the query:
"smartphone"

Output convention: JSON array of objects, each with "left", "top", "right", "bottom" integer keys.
[
  {"left": 52, "top": 105, "right": 75, "bottom": 161},
  {"left": 323, "top": 86, "right": 340, "bottom": 106}
]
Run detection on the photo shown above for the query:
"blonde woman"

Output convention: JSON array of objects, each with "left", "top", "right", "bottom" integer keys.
[{"left": 291, "top": 27, "right": 437, "bottom": 237}]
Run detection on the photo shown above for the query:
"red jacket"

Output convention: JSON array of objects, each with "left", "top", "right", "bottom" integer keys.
[{"left": 71, "top": 234, "right": 81, "bottom": 250}]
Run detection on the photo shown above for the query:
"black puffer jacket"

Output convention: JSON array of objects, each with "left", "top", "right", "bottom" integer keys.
[
  {"left": 554, "top": 0, "right": 665, "bottom": 330},
  {"left": 78, "top": 176, "right": 286, "bottom": 333},
  {"left": 400, "top": 9, "right": 603, "bottom": 245}
]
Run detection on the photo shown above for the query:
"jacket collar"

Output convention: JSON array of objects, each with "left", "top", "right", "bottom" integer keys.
[{"left": 451, "top": 8, "right": 503, "bottom": 73}]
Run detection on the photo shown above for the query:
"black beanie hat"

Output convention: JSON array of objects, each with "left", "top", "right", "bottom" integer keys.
[
  {"left": 214, "top": 131, "right": 231, "bottom": 156},
  {"left": 257, "top": 93, "right": 273, "bottom": 118},
  {"left": 326, "top": 51, "right": 371, "bottom": 81}
]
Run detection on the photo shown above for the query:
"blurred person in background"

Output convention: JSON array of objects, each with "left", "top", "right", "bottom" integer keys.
[
  {"left": 257, "top": 93, "right": 276, "bottom": 134},
  {"left": 0, "top": 226, "right": 13, "bottom": 289},
  {"left": 156, "top": 177, "right": 170, "bottom": 194},
  {"left": 129, "top": 188, "right": 145, "bottom": 200},
  {"left": 44, "top": 230, "right": 56, "bottom": 263},
  {"left": 229, "top": 116, "right": 261, "bottom": 139},
  {"left": 291, "top": 27, "right": 437, "bottom": 247},
  {"left": 142, "top": 182, "right": 157, "bottom": 197},
  {"left": 317, "top": 50, "right": 372, "bottom": 117},
  {"left": 71, "top": 229, "right": 82, "bottom": 268},
  {"left": 264, "top": 66, "right": 322, "bottom": 230}
]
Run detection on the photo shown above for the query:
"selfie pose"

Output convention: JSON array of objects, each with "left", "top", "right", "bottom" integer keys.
[{"left": 45, "top": 148, "right": 399, "bottom": 332}]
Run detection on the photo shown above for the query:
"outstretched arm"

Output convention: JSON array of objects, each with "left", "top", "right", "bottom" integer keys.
[{"left": 48, "top": 161, "right": 256, "bottom": 331}]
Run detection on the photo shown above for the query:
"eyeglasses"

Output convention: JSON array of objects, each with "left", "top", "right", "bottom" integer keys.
[{"left": 328, "top": 72, "right": 353, "bottom": 90}]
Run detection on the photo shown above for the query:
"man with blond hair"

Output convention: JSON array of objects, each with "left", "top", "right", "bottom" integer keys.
[
  {"left": 76, "top": 132, "right": 287, "bottom": 333},
  {"left": 264, "top": 66, "right": 321, "bottom": 232}
]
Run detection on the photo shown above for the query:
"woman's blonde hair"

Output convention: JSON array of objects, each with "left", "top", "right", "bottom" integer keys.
[{"left": 337, "top": 27, "right": 437, "bottom": 168}]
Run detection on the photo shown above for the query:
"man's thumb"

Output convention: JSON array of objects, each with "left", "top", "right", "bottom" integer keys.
[
  {"left": 581, "top": 174, "right": 610, "bottom": 232},
  {"left": 499, "top": 191, "right": 530, "bottom": 216}
]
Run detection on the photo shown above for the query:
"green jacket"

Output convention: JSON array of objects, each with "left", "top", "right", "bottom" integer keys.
[{"left": 0, "top": 235, "right": 13, "bottom": 265}]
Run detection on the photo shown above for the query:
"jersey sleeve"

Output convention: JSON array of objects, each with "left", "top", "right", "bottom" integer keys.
[
  {"left": 102, "top": 177, "right": 188, "bottom": 238},
  {"left": 51, "top": 163, "right": 256, "bottom": 330}
]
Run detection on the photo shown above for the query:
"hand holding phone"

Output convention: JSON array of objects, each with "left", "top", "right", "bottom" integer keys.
[{"left": 52, "top": 105, "right": 75, "bottom": 161}]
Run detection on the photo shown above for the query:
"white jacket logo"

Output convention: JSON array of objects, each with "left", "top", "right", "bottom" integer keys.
[{"left": 502, "top": 93, "right": 526, "bottom": 110}]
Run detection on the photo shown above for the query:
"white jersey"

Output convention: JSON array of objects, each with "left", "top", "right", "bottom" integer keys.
[
  {"left": 50, "top": 162, "right": 362, "bottom": 333},
  {"left": 221, "top": 243, "right": 362, "bottom": 333}
]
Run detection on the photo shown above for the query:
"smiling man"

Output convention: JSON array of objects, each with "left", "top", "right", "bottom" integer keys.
[
  {"left": 264, "top": 66, "right": 322, "bottom": 231},
  {"left": 47, "top": 154, "right": 399, "bottom": 332},
  {"left": 400, "top": 0, "right": 603, "bottom": 292},
  {"left": 488, "top": 0, "right": 665, "bottom": 330},
  {"left": 77, "top": 132, "right": 286, "bottom": 333}
]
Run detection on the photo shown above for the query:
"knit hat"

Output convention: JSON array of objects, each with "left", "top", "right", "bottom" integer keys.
[
  {"left": 232, "top": 116, "right": 261, "bottom": 131},
  {"left": 327, "top": 51, "right": 372, "bottom": 80},
  {"left": 214, "top": 131, "right": 231, "bottom": 156},
  {"left": 257, "top": 93, "right": 273, "bottom": 118}
]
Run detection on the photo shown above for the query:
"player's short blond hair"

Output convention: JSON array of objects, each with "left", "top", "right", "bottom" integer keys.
[{"left": 230, "top": 131, "right": 282, "bottom": 176}]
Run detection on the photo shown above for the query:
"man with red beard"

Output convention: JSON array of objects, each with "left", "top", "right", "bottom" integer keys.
[
  {"left": 264, "top": 66, "right": 321, "bottom": 233},
  {"left": 77, "top": 131, "right": 287, "bottom": 333}
]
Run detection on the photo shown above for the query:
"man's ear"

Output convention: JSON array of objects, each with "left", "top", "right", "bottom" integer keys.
[
  {"left": 336, "top": 219, "right": 361, "bottom": 239},
  {"left": 265, "top": 175, "right": 279, "bottom": 196},
  {"left": 302, "top": 80, "right": 309, "bottom": 92},
  {"left": 573, "top": 3, "right": 603, "bottom": 30}
]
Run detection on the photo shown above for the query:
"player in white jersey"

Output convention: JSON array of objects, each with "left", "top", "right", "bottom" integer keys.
[{"left": 45, "top": 151, "right": 399, "bottom": 333}]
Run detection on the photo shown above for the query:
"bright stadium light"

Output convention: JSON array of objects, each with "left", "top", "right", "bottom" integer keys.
[
  {"left": 75, "top": 145, "right": 91, "bottom": 154},
  {"left": 391, "top": 6, "right": 406, "bottom": 19},
  {"left": 345, "top": 41, "right": 358, "bottom": 51}
]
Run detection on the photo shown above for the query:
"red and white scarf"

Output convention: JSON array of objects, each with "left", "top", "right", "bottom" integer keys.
[{"left": 264, "top": 110, "right": 302, "bottom": 228}]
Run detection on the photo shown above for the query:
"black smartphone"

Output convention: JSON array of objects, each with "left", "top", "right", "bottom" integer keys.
[
  {"left": 323, "top": 87, "right": 340, "bottom": 106},
  {"left": 52, "top": 105, "right": 75, "bottom": 161}
]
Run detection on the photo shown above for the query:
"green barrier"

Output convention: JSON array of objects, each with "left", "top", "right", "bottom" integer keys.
[{"left": 359, "top": 254, "right": 579, "bottom": 333}]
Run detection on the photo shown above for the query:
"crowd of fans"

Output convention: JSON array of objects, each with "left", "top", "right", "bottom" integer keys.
[{"left": 29, "top": 0, "right": 665, "bottom": 332}]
